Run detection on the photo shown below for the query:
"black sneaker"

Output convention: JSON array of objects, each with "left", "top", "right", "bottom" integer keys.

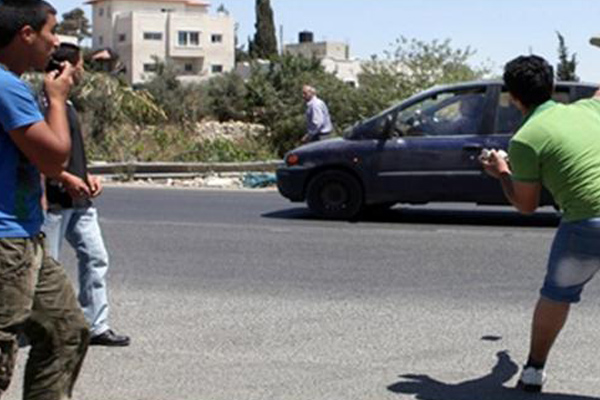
[{"left": 90, "top": 329, "right": 130, "bottom": 347}]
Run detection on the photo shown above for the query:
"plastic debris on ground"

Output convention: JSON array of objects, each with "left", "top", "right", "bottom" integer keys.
[{"left": 242, "top": 172, "right": 277, "bottom": 188}]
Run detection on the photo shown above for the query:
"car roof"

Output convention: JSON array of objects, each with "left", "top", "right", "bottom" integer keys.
[
  {"left": 429, "top": 79, "right": 598, "bottom": 93},
  {"left": 361, "top": 79, "right": 599, "bottom": 127},
  {"left": 400, "top": 79, "right": 598, "bottom": 109}
]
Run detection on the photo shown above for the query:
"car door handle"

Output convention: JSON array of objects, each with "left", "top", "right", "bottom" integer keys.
[{"left": 462, "top": 144, "right": 483, "bottom": 152}]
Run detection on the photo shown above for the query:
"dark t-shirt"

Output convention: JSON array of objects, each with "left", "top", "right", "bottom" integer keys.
[{"left": 45, "top": 102, "right": 91, "bottom": 209}]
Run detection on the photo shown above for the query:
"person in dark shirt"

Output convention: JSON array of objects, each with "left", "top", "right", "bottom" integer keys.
[
  {"left": 42, "top": 43, "right": 130, "bottom": 347},
  {"left": 449, "top": 94, "right": 484, "bottom": 135},
  {"left": 433, "top": 93, "right": 484, "bottom": 136}
]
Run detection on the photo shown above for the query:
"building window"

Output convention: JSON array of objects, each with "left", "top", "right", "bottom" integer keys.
[
  {"left": 211, "top": 65, "right": 223, "bottom": 73},
  {"left": 118, "top": 33, "right": 126, "bottom": 42},
  {"left": 184, "top": 63, "right": 194, "bottom": 73},
  {"left": 178, "top": 31, "right": 200, "bottom": 46},
  {"left": 98, "top": 8, "right": 104, "bottom": 17},
  {"left": 211, "top": 34, "right": 223, "bottom": 43},
  {"left": 178, "top": 32, "right": 186, "bottom": 46},
  {"left": 144, "top": 32, "right": 163, "bottom": 41},
  {"left": 98, "top": 35, "right": 103, "bottom": 45},
  {"left": 143, "top": 63, "right": 158, "bottom": 73}
]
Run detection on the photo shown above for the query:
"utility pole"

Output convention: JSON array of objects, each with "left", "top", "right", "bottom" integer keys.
[
  {"left": 279, "top": 24, "right": 284, "bottom": 55},
  {"left": 162, "top": 8, "right": 175, "bottom": 59}
]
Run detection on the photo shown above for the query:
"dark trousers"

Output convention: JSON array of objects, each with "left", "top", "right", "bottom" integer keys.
[{"left": 0, "top": 234, "right": 89, "bottom": 400}]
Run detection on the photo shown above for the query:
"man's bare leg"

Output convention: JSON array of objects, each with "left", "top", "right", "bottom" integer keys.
[{"left": 528, "top": 297, "right": 570, "bottom": 365}]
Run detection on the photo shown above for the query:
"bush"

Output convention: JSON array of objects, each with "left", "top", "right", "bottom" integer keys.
[
  {"left": 86, "top": 122, "right": 276, "bottom": 163},
  {"left": 175, "top": 136, "right": 274, "bottom": 163},
  {"left": 27, "top": 36, "right": 491, "bottom": 163},
  {"left": 243, "top": 54, "right": 360, "bottom": 155},
  {"left": 142, "top": 60, "right": 210, "bottom": 125},
  {"left": 206, "top": 72, "right": 248, "bottom": 122}
]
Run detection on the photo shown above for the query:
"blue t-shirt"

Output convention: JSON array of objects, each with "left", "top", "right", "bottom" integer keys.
[{"left": 0, "top": 67, "right": 44, "bottom": 237}]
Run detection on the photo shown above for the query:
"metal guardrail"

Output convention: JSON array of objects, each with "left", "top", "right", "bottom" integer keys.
[{"left": 88, "top": 160, "right": 282, "bottom": 179}]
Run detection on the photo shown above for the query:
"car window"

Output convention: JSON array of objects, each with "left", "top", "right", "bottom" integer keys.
[
  {"left": 495, "top": 92, "right": 522, "bottom": 134},
  {"left": 495, "top": 87, "right": 571, "bottom": 134},
  {"left": 393, "top": 89, "right": 486, "bottom": 137}
]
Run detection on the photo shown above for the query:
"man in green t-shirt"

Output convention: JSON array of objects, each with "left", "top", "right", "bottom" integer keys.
[{"left": 481, "top": 55, "right": 600, "bottom": 393}]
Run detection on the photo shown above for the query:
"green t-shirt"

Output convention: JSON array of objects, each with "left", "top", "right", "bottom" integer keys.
[{"left": 509, "top": 98, "right": 600, "bottom": 221}]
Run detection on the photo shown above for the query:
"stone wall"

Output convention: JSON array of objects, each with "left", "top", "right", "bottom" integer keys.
[{"left": 194, "top": 121, "right": 267, "bottom": 141}]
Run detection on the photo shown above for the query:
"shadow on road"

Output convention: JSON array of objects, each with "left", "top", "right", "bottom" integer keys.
[
  {"left": 263, "top": 207, "right": 560, "bottom": 227},
  {"left": 387, "top": 350, "right": 599, "bottom": 400}
]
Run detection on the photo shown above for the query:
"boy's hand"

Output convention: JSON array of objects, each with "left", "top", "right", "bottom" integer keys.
[
  {"left": 480, "top": 149, "right": 511, "bottom": 179},
  {"left": 44, "top": 62, "right": 75, "bottom": 104},
  {"left": 88, "top": 174, "right": 103, "bottom": 198},
  {"left": 62, "top": 173, "right": 91, "bottom": 200}
]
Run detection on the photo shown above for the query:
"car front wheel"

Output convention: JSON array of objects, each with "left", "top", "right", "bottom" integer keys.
[{"left": 306, "top": 170, "right": 363, "bottom": 219}]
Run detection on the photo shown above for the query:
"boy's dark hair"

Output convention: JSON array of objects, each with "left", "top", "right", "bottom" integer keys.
[
  {"left": 503, "top": 55, "right": 554, "bottom": 109},
  {"left": 52, "top": 42, "right": 82, "bottom": 65},
  {"left": 0, "top": 0, "right": 57, "bottom": 49}
]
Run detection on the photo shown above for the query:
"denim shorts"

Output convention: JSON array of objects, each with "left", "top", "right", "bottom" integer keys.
[{"left": 542, "top": 218, "right": 600, "bottom": 303}]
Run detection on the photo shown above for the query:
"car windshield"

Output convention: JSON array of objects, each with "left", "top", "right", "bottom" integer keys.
[{"left": 393, "top": 89, "right": 486, "bottom": 137}]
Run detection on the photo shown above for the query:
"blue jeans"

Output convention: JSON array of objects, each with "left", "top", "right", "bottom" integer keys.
[
  {"left": 542, "top": 218, "right": 600, "bottom": 303},
  {"left": 42, "top": 207, "right": 110, "bottom": 336}
]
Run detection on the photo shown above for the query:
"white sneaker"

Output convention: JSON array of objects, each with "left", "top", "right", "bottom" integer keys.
[{"left": 517, "top": 366, "right": 546, "bottom": 393}]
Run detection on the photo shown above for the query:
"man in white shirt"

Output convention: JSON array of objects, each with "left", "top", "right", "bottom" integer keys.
[{"left": 301, "top": 85, "right": 333, "bottom": 143}]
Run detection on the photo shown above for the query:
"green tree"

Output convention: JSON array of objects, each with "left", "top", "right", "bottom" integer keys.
[
  {"left": 67, "top": 72, "right": 167, "bottom": 162},
  {"left": 249, "top": 0, "right": 278, "bottom": 59},
  {"left": 216, "top": 4, "right": 229, "bottom": 15},
  {"left": 244, "top": 54, "right": 357, "bottom": 155},
  {"left": 556, "top": 31, "right": 578, "bottom": 81},
  {"left": 234, "top": 23, "right": 251, "bottom": 63},
  {"left": 29, "top": 31, "right": 494, "bottom": 162},
  {"left": 358, "top": 36, "right": 491, "bottom": 117},
  {"left": 56, "top": 8, "right": 91, "bottom": 44},
  {"left": 206, "top": 72, "right": 248, "bottom": 122},
  {"left": 142, "top": 57, "right": 210, "bottom": 125}
]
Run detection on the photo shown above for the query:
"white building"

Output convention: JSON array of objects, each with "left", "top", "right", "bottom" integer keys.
[
  {"left": 86, "top": 0, "right": 235, "bottom": 84},
  {"left": 284, "top": 31, "right": 363, "bottom": 87},
  {"left": 57, "top": 34, "right": 78, "bottom": 46}
]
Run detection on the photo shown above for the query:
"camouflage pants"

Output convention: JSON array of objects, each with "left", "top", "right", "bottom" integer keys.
[{"left": 0, "top": 235, "right": 89, "bottom": 400}]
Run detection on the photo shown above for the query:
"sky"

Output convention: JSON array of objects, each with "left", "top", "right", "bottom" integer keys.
[{"left": 53, "top": 0, "right": 600, "bottom": 83}]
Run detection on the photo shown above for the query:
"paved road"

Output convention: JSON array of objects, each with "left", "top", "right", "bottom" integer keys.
[{"left": 6, "top": 187, "right": 600, "bottom": 400}]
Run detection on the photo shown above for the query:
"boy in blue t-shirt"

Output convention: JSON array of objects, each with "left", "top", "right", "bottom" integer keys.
[{"left": 0, "top": 1, "right": 89, "bottom": 399}]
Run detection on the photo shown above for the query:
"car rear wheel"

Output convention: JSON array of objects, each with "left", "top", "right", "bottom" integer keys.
[{"left": 306, "top": 170, "right": 363, "bottom": 219}]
